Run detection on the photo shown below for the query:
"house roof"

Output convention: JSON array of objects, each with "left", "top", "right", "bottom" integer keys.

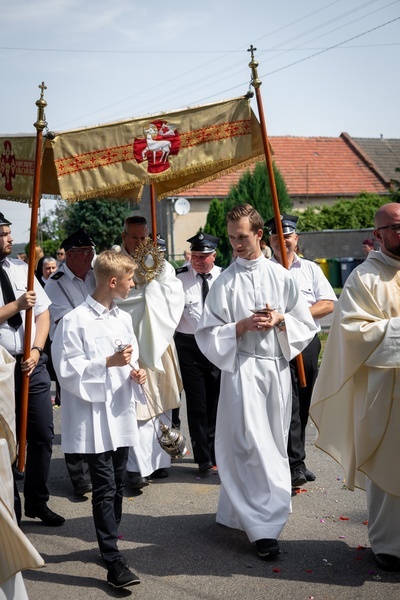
[
  {"left": 177, "top": 135, "right": 389, "bottom": 199},
  {"left": 342, "top": 134, "right": 400, "bottom": 184}
]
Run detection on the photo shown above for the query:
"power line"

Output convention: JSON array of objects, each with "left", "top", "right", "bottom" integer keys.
[
  {"left": 54, "top": 3, "right": 399, "bottom": 128},
  {"left": 263, "top": 15, "right": 400, "bottom": 77}
]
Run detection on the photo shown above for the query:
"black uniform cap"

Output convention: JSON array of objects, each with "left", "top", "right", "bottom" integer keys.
[
  {"left": 265, "top": 214, "right": 298, "bottom": 235},
  {"left": 187, "top": 232, "right": 220, "bottom": 253},
  {"left": 0, "top": 212, "right": 12, "bottom": 226},
  {"left": 61, "top": 228, "right": 95, "bottom": 252}
]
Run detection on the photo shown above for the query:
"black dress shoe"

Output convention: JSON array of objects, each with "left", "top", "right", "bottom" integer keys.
[
  {"left": 74, "top": 483, "right": 93, "bottom": 496},
  {"left": 126, "top": 472, "right": 149, "bottom": 489},
  {"left": 199, "top": 460, "right": 213, "bottom": 472},
  {"left": 304, "top": 468, "right": 316, "bottom": 481},
  {"left": 25, "top": 504, "right": 65, "bottom": 526},
  {"left": 291, "top": 468, "right": 307, "bottom": 488},
  {"left": 107, "top": 558, "right": 141, "bottom": 588},
  {"left": 149, "top": 468, "right": 169, "bottom": 479},
  {"left": 374, "top": 553, "right": 400, "bottom": 572},
  {"left": 256, "top": 538, "right": 280, "bottom": 559}
]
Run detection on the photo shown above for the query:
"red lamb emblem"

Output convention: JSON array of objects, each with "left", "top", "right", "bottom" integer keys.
[
  {"left": 0, "top": 140, "right": 16, "bottom": 191},
  {"left": 134, "top": 121, "right": 180, "bottom": 174}
]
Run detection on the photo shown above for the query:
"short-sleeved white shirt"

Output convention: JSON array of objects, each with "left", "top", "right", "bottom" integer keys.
[
  {"left": 0, "top": 258, "right": 50, "bottom": 355},
  {"left": 45, "top": 262, "right": 96, "bottom": 340},
  {"left": 271, "top": 254, "right": 337, "bottom": 331},
  {"left": 176, "top": 264, "right": 222, "bottom": 334}
]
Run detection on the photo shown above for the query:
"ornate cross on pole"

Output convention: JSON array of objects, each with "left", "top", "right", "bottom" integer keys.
[
  {"left": 18, "top": 82, "right": 49, "bottom": 471},
  {"left": 246, "top": 46, "right": 307, "bottom": 387}
]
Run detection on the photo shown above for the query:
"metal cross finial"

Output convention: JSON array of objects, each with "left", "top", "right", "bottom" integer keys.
[
  {"left": 34, "top": 81, "right": 48, "bottom": 131},
  {"left": 38, "top": 81, "right": 47, "bottom": 98},
  {"left": 247, "top": 45, "right": 261, "bottom": 89},
  {"left": 247, "top": 45, "right": 257, "bottom": 60}
]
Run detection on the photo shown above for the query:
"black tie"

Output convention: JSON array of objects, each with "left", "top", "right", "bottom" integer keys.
[
  {"left": 0, "top": 262, "right": 23, "bottom": 330},
  {"left": 199, "top": 273, "right": 210, "bottom": 304}
]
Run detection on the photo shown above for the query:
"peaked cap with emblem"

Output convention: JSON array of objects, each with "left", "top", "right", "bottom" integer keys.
[
  {"left": 0, "top": 212, "right": 12, "bottom": 226},
  {"left": 265, "top": 214, "right": 298, "bottom": 235},
  {"left": 61, "top": 228, "right": 95, "bottom": 252},
  {"left": 187, "top": 232, "right": 220, "bottom": 253}
]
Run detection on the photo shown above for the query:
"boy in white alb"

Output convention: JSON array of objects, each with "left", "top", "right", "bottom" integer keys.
[{"left": 52, "top": 251, "right": 146, "bottom": 589}]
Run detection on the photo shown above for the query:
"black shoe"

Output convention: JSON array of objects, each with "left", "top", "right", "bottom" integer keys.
[
  {"left": 256, "top": 538, "right": 280, "bottom": 560},
  {"left": 291, "top": 468, "right": 307, "bottom": 488},
  {"left": 304, "top": 468, "right": 316, "bottom": 482},
  {"left": 74, "top": 483, "right": 93, "bottom": 496},
  {"left": 199, "top": 460, "right": 213, "bottom": 472},
  {"left": 126, "top": 472, "right": 149, "bottom": 489},
  {"left": 25, "top": 504, "right": 65, "bottom": 526},
  {"left": 374, "top": 553, "right": 400, "bottom": 572},
  {"left": 107, "top": 559, "right": 141, "bottom": 588},
  {"left": 149, "top": 468, "right": 169, "bottom": 479}
]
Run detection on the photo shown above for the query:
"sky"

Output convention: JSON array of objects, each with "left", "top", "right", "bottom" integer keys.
[{"left": 1, "top": 0, "right": 399, "bottom": 242}]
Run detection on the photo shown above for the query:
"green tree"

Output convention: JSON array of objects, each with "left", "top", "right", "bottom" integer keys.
[
  {"left": 64, "top": 199, "right": 131, "bottom": 252},
  {"left": 295, "top": 193, "right": 387, "bottom": 231},
  {"left": 204, "top": 161, "right": 292, "bottom": 266},
  {"left": 39, "top": 199, "right": 69, "bottom": 257},
  {"left": 390, "top": 167, "right": 400, "bottom": 203}
]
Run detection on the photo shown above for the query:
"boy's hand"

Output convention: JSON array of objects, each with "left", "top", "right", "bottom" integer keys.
[
  {"left": 106, "top": 344, "right": 133, "bottom": 368},
  {"left": 130, "top": 368, "right": 146, "bottom": 385}
]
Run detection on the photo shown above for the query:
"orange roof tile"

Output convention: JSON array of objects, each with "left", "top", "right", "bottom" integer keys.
[{"left": 178, "top": 136, "right": 388, "bottom": 199}]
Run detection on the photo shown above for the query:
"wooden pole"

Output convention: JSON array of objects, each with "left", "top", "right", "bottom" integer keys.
[
  {"left": 247, "top": 47, "right": 306, "bottom": 387},
  {"left": 18, "top": 82, "right": 48, "bottom": 472},
  {"left": 150, "top": 184, "right": 158, "bottom": 244}
]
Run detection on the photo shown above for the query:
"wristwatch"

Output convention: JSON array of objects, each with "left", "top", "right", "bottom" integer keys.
[
  {"left": 276, "top": 319, "right": 286, "bottom": 331},
  {"left": 31, "top": 346, "right": 43, "bottom": 356}
]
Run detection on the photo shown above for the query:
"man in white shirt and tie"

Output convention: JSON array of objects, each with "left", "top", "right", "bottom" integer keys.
[{"left": 175, "top": 233, "right": 222, "bottom": 473}]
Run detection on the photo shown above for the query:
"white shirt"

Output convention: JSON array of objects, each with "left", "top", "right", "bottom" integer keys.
[
  {"left": 52, "top": 295, "right": 143, "bottom": 454},
  {"left": 175, "top": 264, "right": 222, "bottom": 334},
  {"left": 271, "top": 254, "right": 337, "bottom": 331},
  {"left": 0, "top": 258, "right": 50, "bottom": 355},
  {"left": 44, "top": 262, "right": 96, "bottom": 340}
]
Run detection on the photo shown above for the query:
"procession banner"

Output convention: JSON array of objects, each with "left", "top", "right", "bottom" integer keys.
[
  {"left": 0, "top": 136, "right": 36, "bottom": 202},
  {"left": 44, "top": 96, "right": 264, "bottom": 202}
]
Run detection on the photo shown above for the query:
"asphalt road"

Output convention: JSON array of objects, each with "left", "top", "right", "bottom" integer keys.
[{"left": 19, "top": 400, "right": 399, "bottom": 600}]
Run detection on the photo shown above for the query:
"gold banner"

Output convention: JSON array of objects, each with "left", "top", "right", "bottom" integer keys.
[
  {"left": 45, "top": 96, "right": 263, "bottom": 201},
  {"left": 0, "top": 136, "right": 36, "bottom": 202}
]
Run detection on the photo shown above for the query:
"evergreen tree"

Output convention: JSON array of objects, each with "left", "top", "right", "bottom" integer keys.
[{"left": 204, "top": 161, "right": 292, "bottom": 266}]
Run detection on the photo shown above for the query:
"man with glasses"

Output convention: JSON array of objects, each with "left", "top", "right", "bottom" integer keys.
[
  {"left": 311, "top": 203, "right": 400, "bottom": 572},
  {"left": 56, "top": 248, "right": 66, "bottom": 265},
  {"left": 45, "top": 228, "right": 95, "bottom": 496}
]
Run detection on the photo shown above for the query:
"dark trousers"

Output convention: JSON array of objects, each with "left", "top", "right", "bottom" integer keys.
[
  {"left": 85, "top": 446, "right": 128, "bottom": 565},
  {"left": 175, "top": 332, "right": 221, "bottom": 466},
  {"left": 14, "top": 354, "right": 54, "bottom": 519},
  {"left": 288, "top": 334, "right": 321, "bottom": 471},
  {"left": 64, "top": 453, "right": 91, "bottom": 491}
]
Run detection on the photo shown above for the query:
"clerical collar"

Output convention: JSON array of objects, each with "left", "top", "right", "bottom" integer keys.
[{"left": 236, "top": 255, "right": 265, "bottom": 269}]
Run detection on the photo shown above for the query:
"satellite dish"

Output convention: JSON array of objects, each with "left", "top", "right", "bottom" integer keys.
[{"left": 174, "top": 197, "right": 191, "bottom": 216}]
